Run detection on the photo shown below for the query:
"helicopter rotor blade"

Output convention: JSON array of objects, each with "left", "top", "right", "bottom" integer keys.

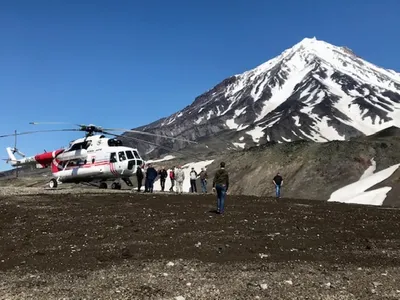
[
  {"left": 0, "top": 129, "right": 81, "bottom": 139},
  {"left": 29, "top": 121, "right": 81, "bottom": 126},
  {"left": 102, "top": 128, "right": 197, "bottom": 144},
  {"left": 28, "top": 122, "right": 195, "bottom": 143},
  {"left": 104, "top": 131, "right": 189, "bottom": 156}
]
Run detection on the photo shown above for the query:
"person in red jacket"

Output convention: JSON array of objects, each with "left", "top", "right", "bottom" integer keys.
[{"left": 169, "top": 166, "right": 175, "bottom": 192}]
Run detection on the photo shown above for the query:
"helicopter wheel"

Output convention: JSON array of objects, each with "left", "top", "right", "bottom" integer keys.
[
  {"left": 111, "top": 182, "right": 121, "bottom": 190},
  {"left": 49, "top": 179, "right": 58, "bottom": 189},
  {"left": 99, "top": 182, "right": 108, "bottom": 189}
]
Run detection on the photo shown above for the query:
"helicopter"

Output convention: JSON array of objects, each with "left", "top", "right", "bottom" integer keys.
[{"left": 0, "top": 122, "right": 196, "bottom": 189}]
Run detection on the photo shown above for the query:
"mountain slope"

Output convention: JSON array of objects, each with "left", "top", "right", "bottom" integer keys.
[{"left": 122, "top": 37, "right": 400, "bottom": 158}]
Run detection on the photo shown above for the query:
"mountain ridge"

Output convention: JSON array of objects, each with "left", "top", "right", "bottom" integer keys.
[{"left": 122, "top": 37, "right": 400, "bottom": 158}]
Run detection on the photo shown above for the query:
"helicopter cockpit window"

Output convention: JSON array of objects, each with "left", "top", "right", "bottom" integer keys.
[
  {"left": 125, "top": 150, "right": 134, "bottom": 159},
  {"left": 132, "top": 150, "right": 140, "bottom": 159},
  {"left": 118, "top": 151, "right": 126, "bottom": 161},
  {"left": 110, "top": 152, "right": 117, "bottom": 163}
]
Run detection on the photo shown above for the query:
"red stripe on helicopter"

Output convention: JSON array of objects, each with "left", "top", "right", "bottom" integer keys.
[
  {"left": 110, "top": 163, "right": 117, "bottom": 175},
  {"left": 51, "top": 160, "right": 110, "bottom": 173}
]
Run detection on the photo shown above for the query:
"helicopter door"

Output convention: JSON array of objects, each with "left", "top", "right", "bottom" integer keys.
[
  {"left": 125, "top": 150, "right": 135, "bottom": 170},
  {"left": 109, "top": 152, "right": 118, "bottom": 175},
  {"left": 117, "top": 151, "right": 127, "bottom": 173}
]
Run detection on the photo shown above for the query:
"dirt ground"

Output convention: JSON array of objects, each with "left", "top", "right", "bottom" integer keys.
[{"left": 1, "top": 189, "right": 400, "bottom": 299}]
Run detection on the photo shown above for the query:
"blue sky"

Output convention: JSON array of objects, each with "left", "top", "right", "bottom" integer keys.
[{"left": 0, "top": 0, "right": 399, "bottom": 170}]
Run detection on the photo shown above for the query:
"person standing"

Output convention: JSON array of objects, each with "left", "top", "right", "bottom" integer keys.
[
  {"left": 169, "top": 167, "right": 175, "bottom": 192},
  {"left": 199, "top": 167, "right": 208, "bottom": 193},
  {"left": 143, "top": 164, "right": 149, "bottom": 192},
  {"left": 175, "top": 166, "right": 185, "bottom": 194},
  {"left": 189, "top": 167, "right": 198, "bottom": 193},
  {"left": 159, "top": 166, "right": 168, "bottom": 192},
  {"left": 136, "top": 165, "right": 144, "bottom": 192},
  {"left": 212, "top": 162, "right": 229, "bottom": 214},
  {"left": 273, "top": 172, "right": 283, "bottom": 198},
  {"left": 146, "top": 164, "right": 158, "bottom": 193}
]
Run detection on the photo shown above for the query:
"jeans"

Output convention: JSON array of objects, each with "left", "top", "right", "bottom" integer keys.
[
  {"left": 146, "top": 178, "right": 155, "bottom": 192},
  {"left": 216, "top": 184, "right": 227, "bottom": 213},
  {"left": 275, "top": 184, "right": 281, "bottom": 198},
  {"left": 201, "top": 179, "right": 207, "bottom": 193}
]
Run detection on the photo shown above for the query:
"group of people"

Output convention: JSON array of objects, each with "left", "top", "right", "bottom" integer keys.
[
  {"left": 135, "top": 164, "right": 210, "bottom": 194},
  {"left": 135, "top": 161, "right": 284, "bottom": 214}
]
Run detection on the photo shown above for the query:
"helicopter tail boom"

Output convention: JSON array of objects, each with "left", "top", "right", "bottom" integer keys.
[{"left": 5, "top": 147, "right": 65, "bottom": 169}]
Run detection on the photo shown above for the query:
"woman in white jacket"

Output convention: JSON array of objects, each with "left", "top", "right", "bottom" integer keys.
[{"left": 175, "top": 166, "right": 185, "bottom": 194}]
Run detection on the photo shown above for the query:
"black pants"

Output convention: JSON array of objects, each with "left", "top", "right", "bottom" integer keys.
[
  {"left": 160, "top": 178, "right": 166, "bottom": 191},
  {"left": 190, "top": 179, "right": 197, "bottom": 193},
  {"left": 137, "top": 176, "right": 143, "bottom": 191}
]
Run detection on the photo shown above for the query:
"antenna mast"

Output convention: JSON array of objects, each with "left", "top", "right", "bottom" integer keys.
[{"left": 14, "top": 130, "right": 18, "bottom": 178}]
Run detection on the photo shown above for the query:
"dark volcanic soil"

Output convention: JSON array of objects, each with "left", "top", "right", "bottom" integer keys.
[{"left": 1, "top": 192, "right": 400, "bottom": 299}]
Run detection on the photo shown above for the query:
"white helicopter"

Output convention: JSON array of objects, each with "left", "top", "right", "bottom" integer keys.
[{"left": 0, "top": 122, "right": 196, "bottom": 189}]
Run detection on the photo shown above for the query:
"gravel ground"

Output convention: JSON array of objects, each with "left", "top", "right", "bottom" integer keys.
[{"left": 1, "top": 188, "right": 400, "bottom": 299}]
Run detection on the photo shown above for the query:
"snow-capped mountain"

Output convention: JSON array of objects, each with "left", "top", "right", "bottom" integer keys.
[{"left": 123, "top": 37, "right": 400, "bottom": 156}]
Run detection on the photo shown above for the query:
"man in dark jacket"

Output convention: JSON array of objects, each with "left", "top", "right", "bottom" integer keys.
[
  {"left": 199, "top": 168, "right": 208, "bottom": 193},
  {"left": 273, "top": 172, "right": 283, "bottom": 198},
  {"left": 212, "top": 162, "right": 229, "bottom": 214},
  {"left": 136, "top": 165, "right": 144, "bottom": 192},
  {"left": 158, "top": 166, "right": 168, "bottom": 192},
  {"left": 145, "top": 164, "right": 158, "bottom": 193}
]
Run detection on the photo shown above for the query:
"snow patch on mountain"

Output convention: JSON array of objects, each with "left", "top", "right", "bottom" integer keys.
[
  {"left": 328, "top": 159, "right": 400, "bottom": 206},
  {"left": 146, "top": 155, "right": 176, "bottom": 164},
  {"left": 233, "top": 142, "right": 246, "bottom": 149},
  {"left": 246, "top": 126, "right": 265, "bottom": 143},
  {"left": 256, "top": 61, "right": 314, "bottom": 122}
]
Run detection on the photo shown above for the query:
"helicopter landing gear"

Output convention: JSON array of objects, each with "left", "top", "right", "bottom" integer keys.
[
  {"left": 99, "top": 182, "right": 108, "bottom": 189},
  {"left": 111, "top": 182, "right": 121, "bottom": 190},
  {"left": 49, "top": 178, "right": 58, "bottom": 189}
]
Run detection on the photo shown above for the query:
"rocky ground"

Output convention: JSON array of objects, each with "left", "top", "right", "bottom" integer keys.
[{"left": 0, "top": 187, "right": 400, "bottom": 299}]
